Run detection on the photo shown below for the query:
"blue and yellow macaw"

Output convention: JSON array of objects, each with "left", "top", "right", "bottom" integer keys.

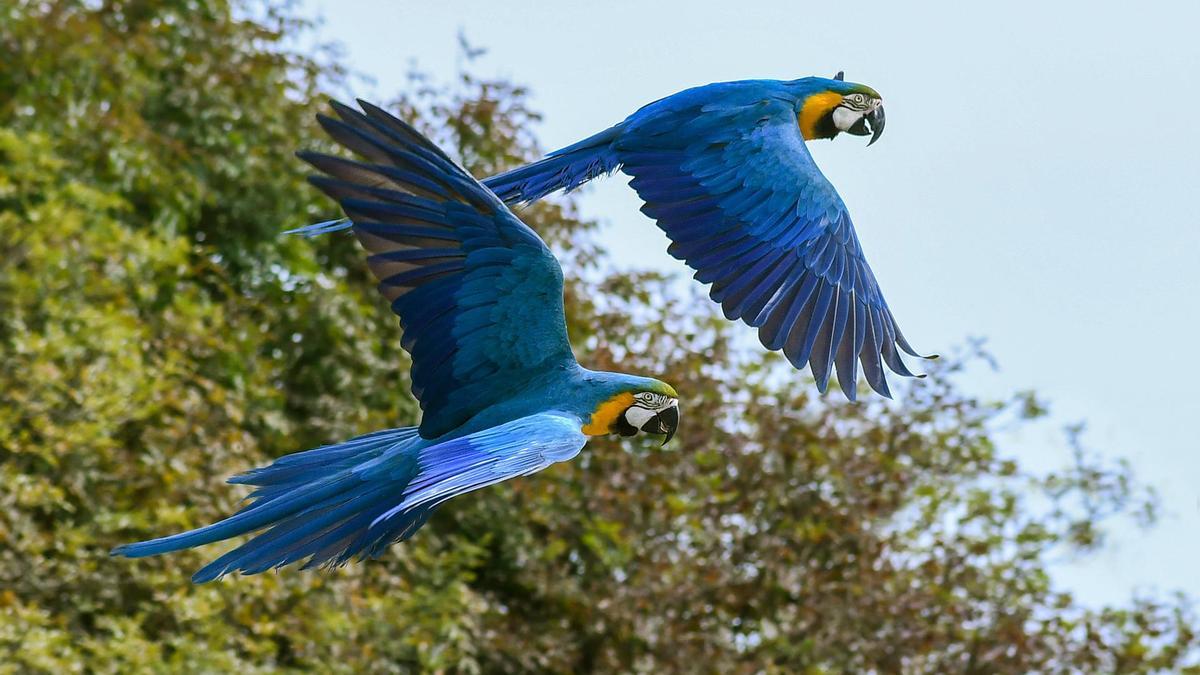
[
  {"left": 111, "top": 101, "right": 680, "bottom": 582},
  {"left": 484, "top": 72, "right": 930, "bottom": 400}
]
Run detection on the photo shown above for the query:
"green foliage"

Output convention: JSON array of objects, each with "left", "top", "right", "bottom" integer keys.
[{"left": 1, "top": 1, "right": 1196, "bottom": 672}]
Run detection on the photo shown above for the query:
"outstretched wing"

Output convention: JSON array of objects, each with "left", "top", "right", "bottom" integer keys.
[
  {"left": 361, "top": 411, "right": 586, "bottom": 529},
  {"left": 616, "top": 96, "right": 927, "bottom": 399},
  {"left": 301, "top": 101, "right": 575, "bottom": 437}
]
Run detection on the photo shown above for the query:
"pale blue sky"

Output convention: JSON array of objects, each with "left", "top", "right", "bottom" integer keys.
[{"left": 301, "top": 0, "right": 1200, "bottom": 605}]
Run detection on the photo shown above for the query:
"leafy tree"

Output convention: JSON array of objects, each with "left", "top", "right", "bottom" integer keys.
[{"left": 1, "top": 1, "right": 1196, "bottom": 672}]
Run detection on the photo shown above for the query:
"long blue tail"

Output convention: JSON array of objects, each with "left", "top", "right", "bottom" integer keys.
[
  {"left": 111, "top": 427, "right": 431, "bottom": 583},
  {"left": 483, "top": 125, "right": 623, "bottom": 205}
]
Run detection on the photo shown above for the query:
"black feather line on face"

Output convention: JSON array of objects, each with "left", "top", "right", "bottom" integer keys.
[
  {"left": 615, "top": 414, "right": 639, "bottom": 437},
  {"left": 815, "top": 109, "right": 841, "bottom": 140}
]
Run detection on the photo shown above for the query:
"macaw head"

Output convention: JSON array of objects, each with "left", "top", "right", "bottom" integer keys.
[
  {"left": 796, "top": 71, "right": 886, "bottom": 145},
  {"left": 582, "top": 379, "right": 680, "bottom": 445}
]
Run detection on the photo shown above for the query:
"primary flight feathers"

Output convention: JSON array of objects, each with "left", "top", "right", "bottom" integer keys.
[
  {"left": 485, "top": 75, "right": 930, "bottom": 399},
  {"left": 112, "top": 101, "right": 680, "bottom": 582}
]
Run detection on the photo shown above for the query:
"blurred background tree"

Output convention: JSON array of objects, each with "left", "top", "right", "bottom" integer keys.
[{"left": 1, "top": 1, "right": 1196, "bottom": 672}]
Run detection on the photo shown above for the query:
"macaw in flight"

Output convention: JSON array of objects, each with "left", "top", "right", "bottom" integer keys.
[
  {"left": 112, "top": 101, "right": 681, "bottom": 583},
  {"left": 484, "top": 72, "right": 932, "bottom": 400}
]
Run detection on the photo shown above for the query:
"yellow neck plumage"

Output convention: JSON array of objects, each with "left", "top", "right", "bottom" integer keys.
[
  {"left": 798, "top": 91, "right": 845, "bottom": 140},
  {"left": 581, "top": 392, "right": 635, "bottom": 435}
]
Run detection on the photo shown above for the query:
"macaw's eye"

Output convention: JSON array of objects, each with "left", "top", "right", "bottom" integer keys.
[{"left": 635, "top": 392, "right": 670, "bottom": 408}]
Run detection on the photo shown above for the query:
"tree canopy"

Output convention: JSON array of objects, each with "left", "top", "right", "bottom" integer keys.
[{"left": 1, "top": 1, "right": 1196, "bottom": 672}]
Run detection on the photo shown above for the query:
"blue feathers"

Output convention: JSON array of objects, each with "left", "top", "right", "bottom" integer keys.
[
  {"left": 113, "top": 415, "right": 587, "bottom": 582},
  {"left": 484, "top": 126, "right": 623, "bottom": 204},
  {"left": 284, "top": 217, "right": 352, "bottom": 237},
  {"left": 111, "top": 426, "right": 422, "bottom": 580},
  {"left": 483, "top": 77, "right": 932, "bottom": 400},
  {"left": 295, "top": 99, "right": 576, "bottom": 439},
  {"left": 112, "top": 101, "right": 677, "bottom": 584}
]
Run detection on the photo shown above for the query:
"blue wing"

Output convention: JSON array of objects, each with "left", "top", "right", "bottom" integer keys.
[
  {"left": 300, "top": 101, "right": 576, "bottom": 437},
  {"left": 614, "top": 93, "right": 926, "bottom": 399},
  {"left": 113, "top": 413, "right": 586, "bottom": 581},
  {"left": 360, "top": 411, "right": 585, "bottom": 527}
]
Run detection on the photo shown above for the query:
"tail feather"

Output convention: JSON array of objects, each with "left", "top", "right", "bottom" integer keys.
[
  {"left": 110, "top": 427, "right": 423, "bottom": 580},
  {"left": 287, "top": 123, "right": 624, "bottom": 231},
  {"left": 229, "top": 427, "right": 419, "bottom": 503},
  {"left": 112, "top": 412, "right": 585, "bottom": 582},
  {"left": 193, "top": 483, "right": 403, "bottom": 582},
  {"left": 283, "top": 217, "right": 353, "bottom": 237},
  {"left": 111, "top": 472, "right": 364, "bottom": 559},
  {"left": 483, "top": 125, "right": 623, "bottom": 204}
]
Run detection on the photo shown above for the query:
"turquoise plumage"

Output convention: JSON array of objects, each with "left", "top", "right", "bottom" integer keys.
[
  {"left": 484, "top": 75, "right": 930, "bottom": 399},
  {"left": 112, "top": 101, "right": 680, "bottom": 582}
]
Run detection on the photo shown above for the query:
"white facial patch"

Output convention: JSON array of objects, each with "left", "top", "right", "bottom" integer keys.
[
  {"left": 624, "top": 405, "right": 658, "bottom": 428},
  {"left": 624, "top": 393, "right": 678, "bottom": 430},
  {"left": 832, "top": 106, "right": 865, "bottom": 132}
]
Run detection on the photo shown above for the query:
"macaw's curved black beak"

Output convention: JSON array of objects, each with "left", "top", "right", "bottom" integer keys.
[
  {"left": 641, "top": 405, "right": 679, "bottom": 446},
  {"left": 847, "top": 105, "right": 886, "bottom": 146}
]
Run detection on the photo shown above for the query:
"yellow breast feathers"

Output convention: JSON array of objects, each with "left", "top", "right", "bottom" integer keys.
[{"left": 581, "top": 392, "right": 635, "bottom": 435}]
